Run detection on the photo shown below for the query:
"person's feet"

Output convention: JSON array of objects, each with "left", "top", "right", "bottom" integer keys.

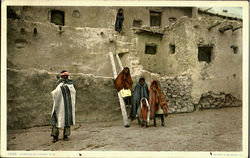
[
  {"left": 161, "top": 122, "right": 165, "bottom": 127},
  {"left": 52, "top": 136, "right": 58, "bottom": 143},
  {"left": 130, "top": 117, "right": 135, "bottom": 122},
  {"left": 63, "top": 136, "right": 69, "bottom": 141}
]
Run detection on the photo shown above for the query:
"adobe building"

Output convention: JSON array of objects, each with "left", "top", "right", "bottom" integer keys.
[{"left": 6, "top": 6, "right": 242, "bottom": 129}]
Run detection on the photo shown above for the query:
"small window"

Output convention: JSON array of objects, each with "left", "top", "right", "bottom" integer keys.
[
  {"left": 231, "top": 45, "right": 238, "bottom": 54},
  {"left": 133, "top": 20, "right": 142, "bottom": 27},
  {"left": 20, "top": 28, "right": 25, "bottom": 34},
  {"left": 169, "top": 17, "right": 177, "bottom": 22},
  {"left": 145, "top": 44, "right": 157, "bottom": 54},
  {"left": 72, "top": 10, "right": 80, "bottom": 18},
  {"left": 150, "top": 11, "right": 161, "bottom": 27},
  {"left": 169, "top": 44, "right": 175, "bottom": 54},
  {"left": 198, "top": 46, "right": 213, "bottom": 63},
  {"left": 33, "top": 28, "right": 38, "bottom": 36},
  {"left": 51, "top": 10, "right": 65, "bottom": 26}
]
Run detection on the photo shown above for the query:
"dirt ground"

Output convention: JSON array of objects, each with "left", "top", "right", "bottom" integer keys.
[{"left": 7, "top": 107, "right": 242, "bottom": 151}]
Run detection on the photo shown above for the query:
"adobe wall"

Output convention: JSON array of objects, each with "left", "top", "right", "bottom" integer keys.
[{"left": 6, "top": 6, "right": 242, "bottom": 129}]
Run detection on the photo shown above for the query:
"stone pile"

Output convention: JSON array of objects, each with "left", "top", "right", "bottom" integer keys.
[
  {"left": 160, "top": 74, "right": 195, "bottom": 114},
  {"left": 198, "top": 91, "right": 242, "bottom": 109}
]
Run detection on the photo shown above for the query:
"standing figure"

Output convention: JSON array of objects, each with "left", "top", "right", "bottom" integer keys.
[
  {"left": 139, "top": 98, "right": 150, "bottom": 127},
  {"left": 130, "top": 77, "right": 149, "bottom": 122},
  {"left": 51, "top": 70, "right": 76, "bottom": 143},
  {"left": 149, "top": 80, "right": 168, "bottom": 127},
  {"left": 114, "top": 67, "right": 133, "bottom": 106},
  {"left": 115, "top": 8, "right": 124, "bottom": 34}
]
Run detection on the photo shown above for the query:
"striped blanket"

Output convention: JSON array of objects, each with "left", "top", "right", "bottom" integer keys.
[{"left": 51, "top": 82, "right": 76, "bottom": 128}]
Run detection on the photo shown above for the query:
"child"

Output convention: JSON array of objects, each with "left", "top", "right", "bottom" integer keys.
[{"left": 138, "top": 98, "right": 150, "bottom": 127}]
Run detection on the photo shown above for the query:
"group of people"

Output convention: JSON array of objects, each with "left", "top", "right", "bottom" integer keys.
[
  {"left": 114, "top": 67, "right": 168, "bottom": 128},
  {"left": 50, "top": 67, "right": 168, "bottom": 143}
]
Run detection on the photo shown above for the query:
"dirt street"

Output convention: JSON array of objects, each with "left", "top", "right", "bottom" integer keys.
[{"left": 7, "top": 107, "right": 242, "bottom": 151}]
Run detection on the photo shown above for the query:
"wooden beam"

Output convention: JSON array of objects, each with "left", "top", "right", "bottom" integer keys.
[
  {"left": 109, "top": 52, "right": 130, "bottom": 128},
  {"left": 116, "top": 54, "right": 123, "bottom": 71},
  {"left": 208, "top": 21, "right": 221, "bottom": 31},
  {"left": 203, "top": 7, "right": 213, "bottom": 13},
  {"left": 219, "top": 25, "right": 233, "bottom": 33},
  {"left": 233, "top": 26, "right": 242, "bottom": 32}
]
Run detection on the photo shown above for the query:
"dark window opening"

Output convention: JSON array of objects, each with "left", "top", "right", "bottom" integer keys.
[
  {"left": 231, "top": 45, "right": 238, "bottom": 54},
  {"left": 150, "top": 11, "right": 161, "bottom": 27},
  {"left": 198, "top": 46, "right": 213, "bottom": 63},
  {"left": 20, "top": 28, "right": 25, "bottom": 34},
  {"left": 133, "top": 20, "right": 142, "bottom": 27},
  {"left": 33, "top": 28, "right": 37, "bottom": 35},
  {"left": 169, "top": 17, "right": 177, "bottom": 22},
  {"left": 169, "top": 44, "right": 175, "bottom": 54},
  {"left": 72, "top": 10, "right": 80, "bottom": 18},
  {"left": 51, "top": 10, "right": 65, "bottom": 26},
  {"left": 145, "top": 44, "right": 157, "bottom": 54}
]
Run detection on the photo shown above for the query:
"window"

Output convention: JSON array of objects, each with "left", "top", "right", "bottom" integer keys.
[
  {"left": 150, "top": 11, "right": 161, "bottom": 27},
  {"left": 169, "top": 44, "right": 175, "bottom": 54},
  {"left": 133, "top": 20, "right": 142, "bottom": 27},
  {"left": 231, "top": 45, "right": 238, "bottom": 54},
  {"left": 169, "top": 17, "right": 177, "bottom": 22},
  {"left": 198, "top": 46, "right": 213, "bottom": 63},
  {"left": 145, "top": 44, "right": 157, "bottom": 54},
  {"left": 51, "top": 10, "right": 65, "bottom": 26},
  {"left": 72, "top": 10, "right": 80, "bottom": 18}
]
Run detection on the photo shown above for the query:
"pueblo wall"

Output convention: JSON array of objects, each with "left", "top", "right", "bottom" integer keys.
[{"left": 7, "top": 6, "right": 242, "bottom": 129}]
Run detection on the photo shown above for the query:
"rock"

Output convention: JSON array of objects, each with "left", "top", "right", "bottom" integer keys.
[
  {"left": 181, "top": 107, "right": 188, "bottom": 112},
  {"left": 174, "top": 106, "right": 178, "bottom": 109}
]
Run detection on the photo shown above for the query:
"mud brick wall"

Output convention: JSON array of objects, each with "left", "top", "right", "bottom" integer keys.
[
  {"left": 7, "top": 69, "right": 121, "bottom": 130},
  {"left": 6, "top": 6, "right": 242, "bottom": 129}
]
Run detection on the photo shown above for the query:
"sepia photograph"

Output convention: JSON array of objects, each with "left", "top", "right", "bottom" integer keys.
[{"left": 1, "top": 0, "right": 248, "bottom": 157}]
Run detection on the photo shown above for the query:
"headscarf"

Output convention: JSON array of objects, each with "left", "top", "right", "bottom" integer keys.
[
  {"left": 149, "top": 80, "right": 168, "bottom": 118},
  {"left": 60, "top": 71, "right": 69, "bottom": 76},
  {"left": 114, "top": 67, "right": 133, "bottom": 92},
  {"left": 55, "top": 70, "right": 75, "bottom": 88}
]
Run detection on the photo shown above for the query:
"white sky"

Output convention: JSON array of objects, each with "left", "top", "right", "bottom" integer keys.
[{"left": 199, "top": 7, "right": 242, "bottom": 19}]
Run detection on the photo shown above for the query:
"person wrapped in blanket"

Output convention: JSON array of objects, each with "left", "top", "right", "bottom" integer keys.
[
  {"left": 50, "top": 70, "right": 76, "bottom": 143},
  {"left": 130, "top": 77, "right": 149, "bottom": 122},
  {"left": 149, "top": 80, "right": 168, "bottom": 127},
  {"left": 138, "top": 98, "right": 150, "bottom": 127},
  {"left": 114, "top": 67, "right": 133, "bottom": 107},
  {"left": 115, "top": 8, "right": 124, "bottom": 34}
]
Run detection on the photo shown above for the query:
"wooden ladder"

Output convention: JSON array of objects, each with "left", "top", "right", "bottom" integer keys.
[{"left": 109, "top": 52, "right": 130, "bottom": 127}]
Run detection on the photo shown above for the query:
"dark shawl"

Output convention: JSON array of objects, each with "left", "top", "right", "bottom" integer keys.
[
  {"left": 130, "top": 79, "right": 149, "bottom": 119},
  {"left": 115, "top": 12, "right": 124, "bottom": 32},
  {"left": 56, "top": 78, "right": 75, "bottom": 88},
  {"left": 149, "top": 80, "right": 168, "bottom": 118},
  {"left": 115, "top": 67, "right": 133, "bottom": 92}
]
